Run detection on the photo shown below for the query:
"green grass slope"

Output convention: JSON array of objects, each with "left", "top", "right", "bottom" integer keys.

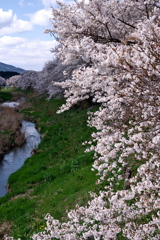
[{"left": 0, "top": 90, "right": 99, "bottom": 239}]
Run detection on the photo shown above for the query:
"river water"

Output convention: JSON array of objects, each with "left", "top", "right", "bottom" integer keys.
[{"left": 0, "top": 120, "right": 41, "bottom": 197}]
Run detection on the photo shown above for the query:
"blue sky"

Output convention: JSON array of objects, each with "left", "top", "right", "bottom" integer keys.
[{"left": 0, "top": 0, "right": 70, "bottom": 71}]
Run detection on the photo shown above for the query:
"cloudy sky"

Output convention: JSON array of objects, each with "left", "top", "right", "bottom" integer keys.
[{"left": 0, "top": 0, "right": 71, "bottom": 71}]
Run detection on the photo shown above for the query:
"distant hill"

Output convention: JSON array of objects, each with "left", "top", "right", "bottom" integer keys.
[{"left": 0, "top": 62, "right": 25, "bottom": 73}]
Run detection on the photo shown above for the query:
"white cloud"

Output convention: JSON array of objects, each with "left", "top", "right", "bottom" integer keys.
[
  {"left": 0, "top": 9, "right": 13, "bottom": 28},
  {"left": 0, "top": 36, "right": 26, "bottom": 46},
  {"left": 29, "top": 9, "right": 52, "bottom": 26},
  {"left": 0, "top": 36, "right": 58, "bottom": 70},
  {"left": 0, "top": 17, "right": 33, "bottom": 35},
  {"left": 0, "top": 5, "right": 59, "bottom": 71},
  {"left": 0, "top": 9, "right": 33, "bottom": 35}
]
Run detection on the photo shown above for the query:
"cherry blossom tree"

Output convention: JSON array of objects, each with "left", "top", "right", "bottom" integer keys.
[
  {"left": 5, "top": 0, "right": 160, "bottom": 239},
  {"left": 6, "top": 75, "right": 21, "bottom": 87},
  {"left": 6, "top": 70, "right": 38, "bottom": 89},
  {"left": 0, "top": 76, "right": 6, "bottom": 87}
]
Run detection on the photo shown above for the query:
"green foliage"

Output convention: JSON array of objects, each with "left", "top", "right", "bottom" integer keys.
[
  {"left": 117, "top": 232, "right": 129, "bottom": 240},
  {"left": 0, "top": 90, "right": 12, "bottom": 102}
]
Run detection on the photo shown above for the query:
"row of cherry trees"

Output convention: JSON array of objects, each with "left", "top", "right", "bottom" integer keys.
[
  {"left": 5, "top": 0, "right": 160, "bottom": 239},
  {"left": 6, "top": 58, "right": 78, "bottom": 99},
  {"left": 6, "top": 57, "right": 84, "bottom": 99}
]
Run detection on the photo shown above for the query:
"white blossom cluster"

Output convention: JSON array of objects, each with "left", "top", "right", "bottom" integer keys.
[
  {"left": 5, "top": 0, "right": 160, "bottom": 239},
  {"left": 6, "top": 75, "right": 21, "bottom": 87}
]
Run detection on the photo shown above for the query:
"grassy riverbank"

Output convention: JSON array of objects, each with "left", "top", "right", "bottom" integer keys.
[{"left": 0, "top": 88, "right": 99, "bottom": 239}]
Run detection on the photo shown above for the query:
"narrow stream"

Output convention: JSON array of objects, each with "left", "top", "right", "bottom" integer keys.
[{"left": 0, "top": 120, "right": 41, "bottom": 197}]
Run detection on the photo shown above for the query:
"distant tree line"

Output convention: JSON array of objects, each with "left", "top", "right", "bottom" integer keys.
[
  {"left": 6, "top": 58, "right": 82, "bottom": 99},
  {"left": 0, "top": 71, "right": 20, "bottom": 80}
]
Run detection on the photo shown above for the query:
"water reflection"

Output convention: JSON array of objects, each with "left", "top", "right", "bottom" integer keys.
[
  {"left": 0, "top": 120, "right": 41, "bottom": 197},
  {"left": 1, "top": 101, "right": 20, "bottom": 107}
]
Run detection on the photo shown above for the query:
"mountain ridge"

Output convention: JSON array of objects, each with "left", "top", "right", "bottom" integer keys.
[{"left": 0, "top": 62, "right": 25, "bottom": 73}]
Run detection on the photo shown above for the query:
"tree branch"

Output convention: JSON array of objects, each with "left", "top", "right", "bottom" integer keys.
[
  {"left": 112, "top": 14, "right": 137, "bottom": 29},
  {"left": 145, "top": 4, "right": 150, "bottom": 19}
]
